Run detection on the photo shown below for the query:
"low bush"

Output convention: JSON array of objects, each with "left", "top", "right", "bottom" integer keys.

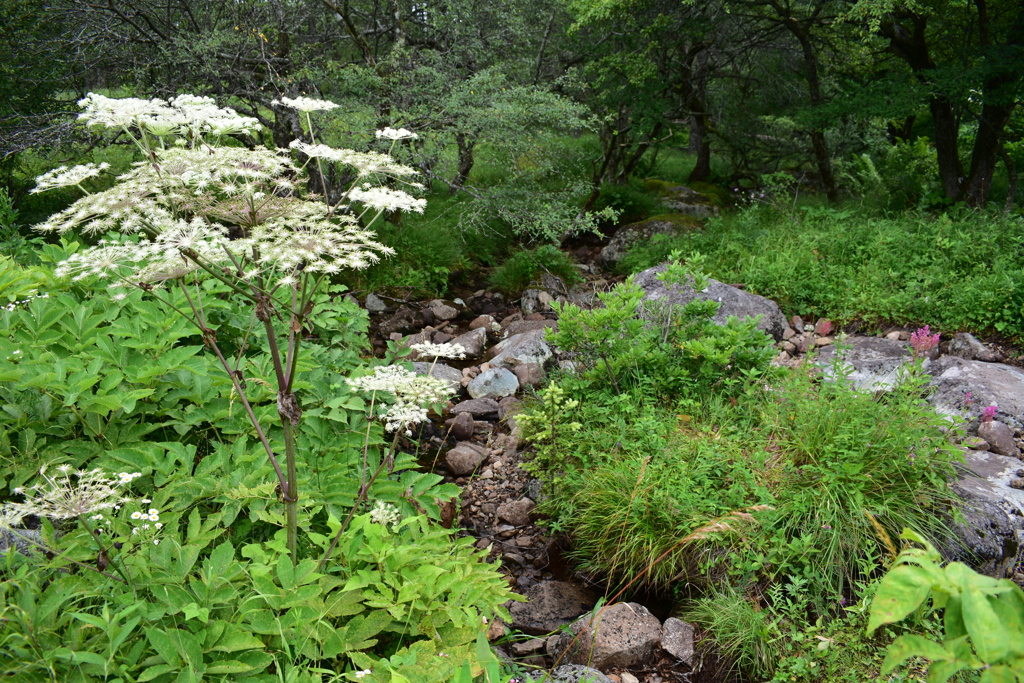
[{"left": 488, "top": 244, "right": 582, "bottom": 295}]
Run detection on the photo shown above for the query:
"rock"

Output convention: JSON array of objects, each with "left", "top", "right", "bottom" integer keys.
[
  {"left": 815, "top": 336, "right": 834, "bottom": 347},
  {"left": 445, "top": 442, "right": 488, "bottom": 476},
  {"left": 411, "top": 362, "right": 463, "bottom": 394},
  {"left": 379, "top": 305, "right": 421, "bottom": 335},
  {"left": 468, "top": 367, "right": 520, "bottom": 399},
  {"left": 1011, "top": 478, "right": 1024, "bottom": 490},
  {"left": 599, "top": 215, "right": 701, "bottom": 267},
  {"left": 499, "top": 396, "right": 522, "bottom": 423},
  {"left": 782, "top": 327, "right": 796, "bottom": 340},
  {"left": 451, "top": 327, "right": 488, "bottom": 359},
  {"left": 543, "top": 665, "right": 614, "bottom": 683},
  {"left": 506, "top": 319, "right": 558, "bottom": 338},
  {"left": 488, "top": 329, "right": 554, "bottom": 368},
  {"left": 816, "top": 336, "right": 914, "bottom": 392},
  {"left": 452, "top": 397, "right": 501, "bottom": 420},
  {"left": 660, "top": 617, "right": 695, "bottom": 666},
  {"left": 633, "top": 263, "right": 787, "bottom": 340},
  {"left": 979, "top": 420, "right": 1020, "bottom": 458},
  {"left": 364, "top": 292, "right": 387, "bottom": 313},
  {"left": 927, "top": 357, "right": 1024, "bottom": 428},
  {"left": 469, "top": 314, "right": 497, "bottom": 332},
  {"left": 666, "top": 202, "right": 719, "bottom": 219},
  {"left": 947, "top": 450, "right": 1024, "bottom": 577},
  {"left": 487, "top": 618, "right": 508, "bottom": 642},
  {"left": 555, "top": 602, "right": 663, "bottom": 669},
  {"left": 790, "top": 315, "right": 804, "bottom": 331},
  {"left": 521, "top": 289, "right": 544, "bottom": 317},
  {"left": 497, "top": 498, "right": 536, "bottom": 526},
  {"left": 510, "top": 580, "right": 599, "bottom": 636},
  {"left": 428, "top": 299, "right": 459, "bottom": 321},
  {"left": 620, "top": 674, "right": 640, "bottom": 683},
  {"left": 514, "top": 362, "right": 546, "bottom": 389},
  {"left": 886, "top": 330, "right": 903, "bottom": 341},
  {"left": 949, "top": 332, "right": 1002, "bottom": 362},
  {"left": 0, "top": 528, "right": 42, "bottom": 556},
  {"left": 538, "top": 291, "right": 555, "bottom": 311},
  {"left": 512, "top": 638, "right": 547, "bottom": 656},
  {"left": 450, "top": 411, "right": 475, "bottom": 441},
  {"left": 963, "top": 437, "right": 991, "bottom": 451}
]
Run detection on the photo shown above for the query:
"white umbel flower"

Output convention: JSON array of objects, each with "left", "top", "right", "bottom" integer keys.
[
  {"left": 347, "top": 365, "right": 453, "bottom": 433},
  {"left": 31, "top": 163, "right": 110, "bottom": 193},
  {"left": 348, "top": 186, "right": 426, "bottom": 213},
  {"left": 273, "top": 96, "right": 340, "bottom": 112},
  {"left": 408, "top": 342, "right": 466, "bottom": 360},
  {"left": 376, "top": 127, "right": 418, "bottom": 140}
]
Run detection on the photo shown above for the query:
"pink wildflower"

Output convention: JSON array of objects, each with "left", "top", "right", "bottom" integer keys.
[
  {"left": 982, "top": 404, "right": 998, "bottom": 422},
  {"left": 909, "top": 325, "right": 940, "bottom": 357}
]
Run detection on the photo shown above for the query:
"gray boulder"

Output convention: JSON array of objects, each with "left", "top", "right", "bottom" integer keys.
[
  {"left": 451, "top": 397, "right": 501, "bottom": 420},
  {"left": 947, "top": 450, "right": 1024, "bottom": 577},
  {"left": 445, "top": 442, "right": 488, "bottom": 476},
  {"left": 450, "top": 327, "right": 487, "bottom": 359},
  {"left": 660, "top": 617, "right": 696, "bottom": 666},
  {"left": 364, "top": 292, "right": 387, "bottom": 314},
  {"left": 816, "top": 337, "right": 916, "bottom": 392},
  {"left": 411, "top": 362, "right": 463, "bottom": 394},
  {"left": 599, "top": 215, "right": 700, "bottom": 267},
  {"left": 632, "top": 264, "right": 787, "bottom": 340},
  {"left": 555, "top": 602, "right": 663, "bottom": 669},
  {"left": 978, "top": 420, "right": 1020, "bottom": 458},
  {"left": 0, "top": 528, "right": 43, "bottom": 556},
  {"left": 510, "top": 580, "right": 598, "bottom": 636},
  {"left": 948, "top": 332, "right": 1001, "bottom": 362},
  {"left": 488, "top": 329, "right": 554, "bottom": 369},
  {"left": 927, "top": 357, "right": 1024, "bottom": 429},
  {"left": 427, "top": 299, "right": 459, "bottom": 321},
  {"left": 468, "top": 367, "right": 520, "bottom": 399}
]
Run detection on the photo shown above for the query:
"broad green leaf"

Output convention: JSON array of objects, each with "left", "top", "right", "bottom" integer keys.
[
  {"left": 210, "top": 629, "right": 264, "bottom": 653},
  {"left": 979, "top": 666, "right": 1019, "bottom": 683},
  {"left": 881, "top": 635, "right": 952, "bottom": 674},
  {"left": 963, "top": 586, "right": 1009, "bottom": 662},
  {"left": 205, "top": 660, "right": 255, "bottom": 674},
  {"left": 146, "top": 628, "right": 182, "bottom": 666},
  {"left": 139, "top": 664, "right": 179, "bottom": 681},
  {"left": 867, "top": 564, "right": 934, "bottom": 634}
]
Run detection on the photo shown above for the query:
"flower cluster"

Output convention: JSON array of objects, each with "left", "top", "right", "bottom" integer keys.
[
  {"left": 3, "top": 466, "right": 138, "bottom": 524},
  {"left": 408, "top": 342, "right": 466, "bottom": 360},
  {"left": 273, "top": 96, "right": 339, "bottom": 113},
  {"left": 910, "top": 325, "right": 940, "bottom": 357},
  {"left": 981, "top": 404, "right": 998, "bottom": 422},
  {"left": 31, "top": 163, "right": 110, "bottom": 194},
  {"left": 347, "top": 365, "right": 453, "bottom": 434},
  {"left": 369, "top": 500, "right": 401, "bottom": 529},
  {"left": 78, "top": 92, "right": 260, "bottom": 139},
  {"left": 376, "top": 127, "right": 418, "bottom": 140}
]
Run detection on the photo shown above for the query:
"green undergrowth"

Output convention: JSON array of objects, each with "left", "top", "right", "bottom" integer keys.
[
  {"left": 518, "top": 257, "right": 965, "bottom": 681},
  {"left": 619, "top": 202, "right": 1024, "bottom": 340}
]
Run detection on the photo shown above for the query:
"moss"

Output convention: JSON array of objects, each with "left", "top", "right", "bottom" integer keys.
[
  {"left": 643, "top": 178, "right": 681, "bottom": 196},
  {"left": 688, "top": 181, "right": 731, "bottom": 207}
]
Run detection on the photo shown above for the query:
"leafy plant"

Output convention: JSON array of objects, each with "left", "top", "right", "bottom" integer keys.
[
  {"left": 868, "top": 529, "right": 1024, "bottom": 682},
  {"left": 488, "top": 244, "right": 582, "bottom": 295}
]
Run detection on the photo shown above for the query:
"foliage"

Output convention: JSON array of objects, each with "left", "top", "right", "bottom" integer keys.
[
  {"left": 868, "top": 530, "right": 1024, "bottom": 682},
  {"left": 619, "top": 203, "right": 1024, "bottom": 339},
  {"left": 488, "top": 245, "right": 583, "bottom": 295},
  {"left": 591, "top": 180, "right": 666, "bottom": 224}
]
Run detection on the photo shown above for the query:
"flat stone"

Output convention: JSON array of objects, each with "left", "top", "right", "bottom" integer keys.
[
  {"left": 963, "top": 436, "right": 991, "bottom": 451},
  {"left": 927, "top": 357, "right": 1024, "bottom": 428},
  {"left": 469, "top": 314, "right": 497, "bottom": 331},
  {"left": 660, "top": 617, "right": 695, "bottom": 666},
  {"left": 428, "top": 299, "right": 459, "bottom": 321},
  {"left": 949, "top": 332, "right": 1001, "bottom": 362},
  {"left": 468, "top": 367, "right": 520, "bottom": 399},
  {"left": 451, "top": 397, "right": 501, "bottom": 420},
  {"left": 445, "top": 442, "right": 488, "bottom": 476},
  {"left": 555, "top": 602, "right": 663, "bottom": 669},
  {"left": 450, "top": 327, "right": 487, "bottom": 358},
  {"left": 514, "top": 362, "right": 546, "bottom": 389},
  {"left": 505, "top": 319, "right": 558, "bottom": 338},
  {"left": 817, "top": 336, "right": 914, "bottom": 392},
  {"left": 497, "top": 498, "right": 535, "bottom": 526},
  {"left": 782, "top": 327, "right": 796, "bottom": 340},
  {"left": 886, "top": 331, "right": 903, "bottom": 341},
  {"left": 509, "top": 580, "right": 598, "bottom": 636},
  {"left": 379, "top": 305, "right": 422, "bottom": 335},
  {"left": 544, "top": 666, "right": 614, "bottom": 683},
  {"left": 487, "top": 329, "right": 554, "bottom": 368},
  {"left": 364, "top": 292, "right": 387, "bottom": 313},
  {"left": 979, "top": 420, "right": 1019, "bottom": 457},
  {"left": 816, "top": 336, "right": 834, "bottom": 347},
  {"left": 411, "top": 361, "right": 463, "bottom": 394},
  {"left": 512, "top": 638, "right": 547, "bottom": 656},
  {"left": 633, "top": 263, "right": 787, "bottom": 340}
]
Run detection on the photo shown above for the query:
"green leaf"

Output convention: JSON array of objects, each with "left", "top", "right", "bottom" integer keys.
[
  {"left": 210, "top": 628, "right": 264, "bottom": 653},
  {"left": 979, "top": 666, "right": 1019, "bottom": 683},
  {"left": 963, "top": 585, "right": 1009, "bottom": 662},
  {"left": 205, "top": 660, "right": 255, "bottom": 674},
  {"left": 139, "top": 664, "right": 179, "bottom": 681},
  {"left": 880, "top": 635, "right": 952, "bottom": 674},
  {"left": 146, "top": 628, "right": 182, "bottom": 667},
  {"left": 183, "top": 603, "right": 210, "bottom": 624},
  {"left": 867, "top": 564, "right": 934, "bottom": 634}
]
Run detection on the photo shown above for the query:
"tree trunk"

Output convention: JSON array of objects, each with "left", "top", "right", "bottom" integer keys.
[
  {"left": 688, "top": 108, "right": 712, "bottom": 183},
  {"left": 930, "top": 96, "right": 965, "bottom": 198},
  {"left": 450, "top": 133, "right": 475, "bottom": 194},
  {"left": 959, "top": 100, "right": 1016, "bottom": 207}
]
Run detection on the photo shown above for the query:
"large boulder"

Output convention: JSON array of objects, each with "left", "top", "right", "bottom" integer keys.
[
  {"left": 487, "top": 329, "right": 554, "bottom": 369},
  {"left": 660, "top": 617, "right": 696, "bottom": 666},
  {"left": 946, "top": 450, "right": 1024, "bottom": 577},
  {"left": 599, "top": 215, "right": 701, "bottom": 267},
  {"left": 467, "top": 367, "right": 520, "bottom": 399},
  {"left": 509, "top": 580, "right": 598, "bottom": 636},
  {"left": 450, "top": 327, "right": 487, "bottom": 359},
  {"left": 927, "top": 356, "right": 1024, "bottom": 429},
  {"left": 445, "top": 442, "right": 488, "bottom": 476},
  {"left": 411, "top": 362, "right": 463, "bottom": 394},
  {"left": 816, "top": 337, "right": 915, "bottom": 392},
  {"left": 555, "top": 602, "right": 663, "bottom": 669},
  {"left": 632, "top": 264, "right": 787, "bottom": 340}
]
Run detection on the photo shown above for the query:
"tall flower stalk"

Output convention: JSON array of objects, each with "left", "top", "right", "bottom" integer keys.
[{"left": 32, "top": 93, "right": 425, "bottom": 561}]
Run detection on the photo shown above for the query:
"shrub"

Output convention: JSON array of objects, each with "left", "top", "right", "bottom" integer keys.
[
  {"left": 591, "top": 179, "right": 666, "bottom": 224},
  {"left": 488, "top": 244, "right": 582, "bottom": 294}
]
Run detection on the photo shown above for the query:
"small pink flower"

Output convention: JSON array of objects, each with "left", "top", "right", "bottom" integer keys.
[
  {"left": 965, "top": 391, "right": 973, "bottom": 405},
  {"left": 982, "top": 404, "right": 998, "bottom": 423},
  {"left": 910, "top": 325, "right": 940, "bottom": 356}
]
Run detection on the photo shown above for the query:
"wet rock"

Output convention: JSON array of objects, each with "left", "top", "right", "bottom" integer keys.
[
  {"left": 497, "top": 498, "right": 536, "bottom": 526},
  {"left": 927, "top": 357, "right": 1024, "bottom": 429},
  {"left": 660, "top": 617, "right": 695, "bottom": 666},
  {"left": 555, "top": 602, "right": 663, "bottom": 669},
  {"left": 979, "top": 420, "right": 1019, "bottom": 458},
  {"left": 428, "top": 299, "right": 459, "bottom": 321},
  {"left": 364, "top": 292, "right": 387, "bottom": 313},
  {"left": 451, "top": 327, "right": 488, "bottom": 359},
  {"left": 949, "top": 332, "right": 1002, "bottom": 362},
  {"left": 514, "top": 362, "right": 546, "bottom": 389},
  {"left": 450, "top": 411, "right": 475, "bottom": 441},
  {"left": 509, "top": 580, "right": 598, "bottom": 636},
  {"left": 452, "top": 398, "right": 501, "bottom": 420},
  {"left": 946, "top": 450, "right": 1024, "bottom": 577},
  {"left": 446, "top": 442, "right": 488, "bottom": 476},
  {"left": 379, "top": 305, "right": 421, "bottom": 335},
  {"left": 633, "top": 264, "right": 787, "bottom": 340},
  {"left": 817, "top": 336, "right": 914, "bottom": 392},
  {"left": 468, "top": 367, "right": 520, "bottom": 399},
  {"left": 411, "top": 361, "right": 463, "bottom": 394},
  {"left": 488, "top": 329, "right": 554, "bottom": 368}
]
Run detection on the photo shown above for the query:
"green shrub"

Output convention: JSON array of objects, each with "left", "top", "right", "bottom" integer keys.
[
  {"left": 488, "top": 244, "right": 582, "bottom": 294},
  {"left": 591, "top": 179, "right": 666, "bottom": 224}
]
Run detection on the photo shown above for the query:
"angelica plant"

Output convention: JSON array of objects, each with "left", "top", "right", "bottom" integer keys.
[{"left": 31, "top": 92, "right": 426, "bottom": 562}]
